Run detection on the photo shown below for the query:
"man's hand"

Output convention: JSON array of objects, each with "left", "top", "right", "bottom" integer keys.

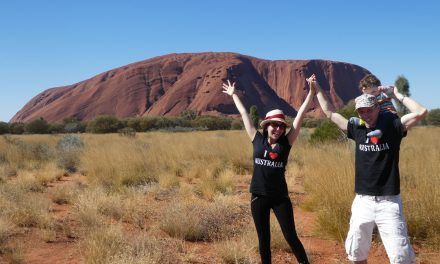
[
  {"left": 306, "top": 74, "right": 316, "bottom": 85},
  {"left": 306, "top": 74, "right": 317, "bottom": 93}
]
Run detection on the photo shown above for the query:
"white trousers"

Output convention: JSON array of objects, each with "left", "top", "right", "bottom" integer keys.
[{"left": 345, "top": 194, "right": 415, "bottom": 263}]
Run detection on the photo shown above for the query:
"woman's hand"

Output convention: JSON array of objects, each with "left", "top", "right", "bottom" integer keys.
[
  {"left": 306, "top": 74, "right": 317, "bottom": 93},
  {"left": 306, "top": 74, "right": 316, "bottom": 84},
  {"left": 222, "top": 80, "right": 236, "bottom": 96}
]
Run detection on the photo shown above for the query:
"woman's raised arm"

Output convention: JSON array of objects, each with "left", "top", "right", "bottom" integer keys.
[
  {"left": 222, "top": 80, "right": 257, "bottom": 140},
  {"left": 286, "top": 75, "right": 315, "bottom": 145}
]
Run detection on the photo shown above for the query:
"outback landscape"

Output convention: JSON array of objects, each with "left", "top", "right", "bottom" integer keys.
[
  {"left": 2, "top": 1, "right": 439, "bottom": 263},
  {"left": 0, "top": 126, "right": 439, "bottom": 264},
  {"left": 1, "top": 51, "right": 440, "bottom": 264}
]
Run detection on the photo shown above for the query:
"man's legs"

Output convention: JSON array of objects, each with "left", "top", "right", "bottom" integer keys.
[
  {"left": 345, "top": 195, "right": 376, "bottom": 262},
  {"left": 376, "top": 195, "right": 415, "bottom": 264}
]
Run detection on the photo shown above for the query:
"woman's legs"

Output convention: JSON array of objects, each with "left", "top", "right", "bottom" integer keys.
[
  {"left": 251, "top": 194, "right": 272, "bottom": 264},
  {"left": 273, "top": 197, "right": 309, "bottom": 264}
]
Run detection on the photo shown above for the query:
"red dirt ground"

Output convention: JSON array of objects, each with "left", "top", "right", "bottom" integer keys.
[{"left": 0, "top": 173, "right": 438, "bottom": 264}]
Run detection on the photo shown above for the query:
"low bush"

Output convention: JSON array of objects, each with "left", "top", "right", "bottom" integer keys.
[
  {"left": 48, "top": 123, "right": 64, "bottom": 134},
  {"left": 9, "top": 123, "right": 25, "bottom": 134},
  {"left": 56, "top": 134, "right": 84, "bottom": 172},
  {"left": 230, "top": 119, "right": 243, "bottom": 130},
  {"left": 0, "top": 122, "right": 9, "bottom": 134},
  {"left": 139, "top": 117, "right": 158, "bottom": 131},
  {"left": 426, "top": 108, "right": 440, "bottom": 126},
  {"left": 87, "top": 115, "right": 122, "bottom": 133},
  {"left": 125, "top": 117, "right": 142, "bottom": 131},
  {"left": 309, "top": 120, "right": 345, "bottom": 143},
  {"left": 302, "top": 117, "right": 323, "bottom": 128},
  {"left": 64, "top": 121, "right": 86, "bottom": 133},
  {"left": 25, "top": 117, "right": 49, "bottom": 134},
  {"left": 191, "top": 116, "right": 232, "bottom": 130}
]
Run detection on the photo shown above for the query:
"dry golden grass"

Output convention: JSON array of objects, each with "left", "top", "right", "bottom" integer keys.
[
  {"left": 1, "top": 127, "right": 439, "bottom": 262},
  {"left": 79, "top": 131, "right": 250, "bottom": 197},
  {"left": 160, "top": 194, "right": 246, "bottom": 241},
  {"left": 216, "top": 232, "right": 258, "bottom": 264},
  {"left": 0, "top": 135, "right": 58, "bottom": 171},
  {"left": 399, "top": 127, "right": 440, "bottom": 249},
  {"left": 0, "top": 178, "right": 54, "bottom": 228},
  {"left": 51, "top": 182, "right": 80, "bottom": 205},
  {"left": 73, "top": 186, "right": 152, "bottom": 231},
  {"left": 79, "top": 224, "right": 182, "bottom": 264},
  {"left": 0, "top": 218, "right": 17, "bottom": 245},
  {"left": 0, "top": 242, "right": 24, "bottom": 264}
]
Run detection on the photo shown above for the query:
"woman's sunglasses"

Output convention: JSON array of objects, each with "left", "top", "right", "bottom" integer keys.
[{"left": 268, "top": 122, "right": 286, "bottom": 129}]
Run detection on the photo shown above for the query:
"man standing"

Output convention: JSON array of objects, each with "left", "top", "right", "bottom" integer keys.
[{"left": 310, "top": 74, "right": 427, "bottom": 264}]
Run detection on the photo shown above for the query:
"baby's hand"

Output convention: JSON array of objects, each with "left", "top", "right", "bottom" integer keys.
[{"left": 378, "top": 86, "right": 394, "bottom": 96}]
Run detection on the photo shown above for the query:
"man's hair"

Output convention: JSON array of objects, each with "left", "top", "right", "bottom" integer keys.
[{"left": 359, "top": 74, "right": 381, "bottom": 91}]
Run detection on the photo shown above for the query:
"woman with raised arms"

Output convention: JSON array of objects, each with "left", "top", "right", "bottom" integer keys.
[{"left": 222, "top": 76, "right": 315, "bottom": 264}]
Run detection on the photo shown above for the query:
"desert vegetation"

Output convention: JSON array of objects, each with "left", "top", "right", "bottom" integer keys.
[{"left": 0, "top": 127, "right": 439, "bottom": 263}]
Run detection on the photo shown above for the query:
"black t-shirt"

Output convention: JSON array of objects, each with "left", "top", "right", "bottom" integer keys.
[
  {"left": 250, "top": 131, "right": 292, "bottom": 197},
  {"left": 347, "top": 112, "right": 407, "bottom": 195}
]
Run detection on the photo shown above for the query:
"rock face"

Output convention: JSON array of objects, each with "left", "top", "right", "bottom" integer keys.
[{"left": 11, "top": 52, "right": 370, "bottom": 123}]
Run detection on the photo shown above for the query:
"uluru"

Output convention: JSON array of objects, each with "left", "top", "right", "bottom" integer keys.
[{"left": 11, "top": 52, "right": 370, "bottom": 123}]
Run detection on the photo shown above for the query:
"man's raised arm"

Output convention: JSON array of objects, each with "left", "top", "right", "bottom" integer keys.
[
  {"left": 310, "top": 75, "right": 348, "bottom": 131},
  {"left": 388, "top": 87, "right": 428, "bottom": 130}
]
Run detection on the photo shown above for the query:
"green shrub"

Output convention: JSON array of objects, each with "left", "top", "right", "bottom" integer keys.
[
  {"left": 25, "top": 117, "right": 49, "bottom": 134},
  {"left": 139, "top": 117, "right": 190, "bottom": 131},
  {"left": 191, "top": 116, "right": 232, "bottom": 130},
  {"left": 249, "top": 105, "right": 260, "bottom": 128},
  {"left": 9, "top": 123, "right": 25, "bottom": 134},
  {"left": 180, "top": 109, "right": 197, "bottom": 121},
  {"left": 310, "top": 120, "right": 345, "bottom": 143},
  {"left": 155, "top": 117, "right": 180, "bottom": 129},
  {"left": 230, "top": 119, "right": 243, "bottom": 130},
  {"left": 302, "top": 117, "right": 323, "bottom": 128},
  {"left": 337, "top": 99, "right": 357, "bottom": 119},
  {"left": 0, "top": 122, "right": 9, "bottom": 134},
  {"left": 48, "top": 123, "right": 64, "bottom": 134},
  {"left": 63, "top": 117, "right": 86, "bottom": 133},
  {"left": 426, "top": 108, "right": 440, "bottom": 126},
  {"left": 64, "top": 121, "right": 86, "bottom": 133},
  {"left": 309, "top": 100, "right": 356, "bottom": 143},
  {"left": 126, "top": 117, "right": 142, "bottom": 131},
  {"left": 86, "top": 115, "right": 122, "bottom": 133},
  {"left": 139, "top": 117, "right": 158, "bottom": 131}
]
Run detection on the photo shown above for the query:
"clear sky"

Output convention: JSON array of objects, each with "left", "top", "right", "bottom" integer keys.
[{"left": 1, "top": 0, "right": 439, "bottom": 122}]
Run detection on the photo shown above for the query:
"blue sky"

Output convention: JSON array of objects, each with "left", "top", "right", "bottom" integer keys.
[{"left": 1, "top": 0, "right": 439, "bottom": 122}]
